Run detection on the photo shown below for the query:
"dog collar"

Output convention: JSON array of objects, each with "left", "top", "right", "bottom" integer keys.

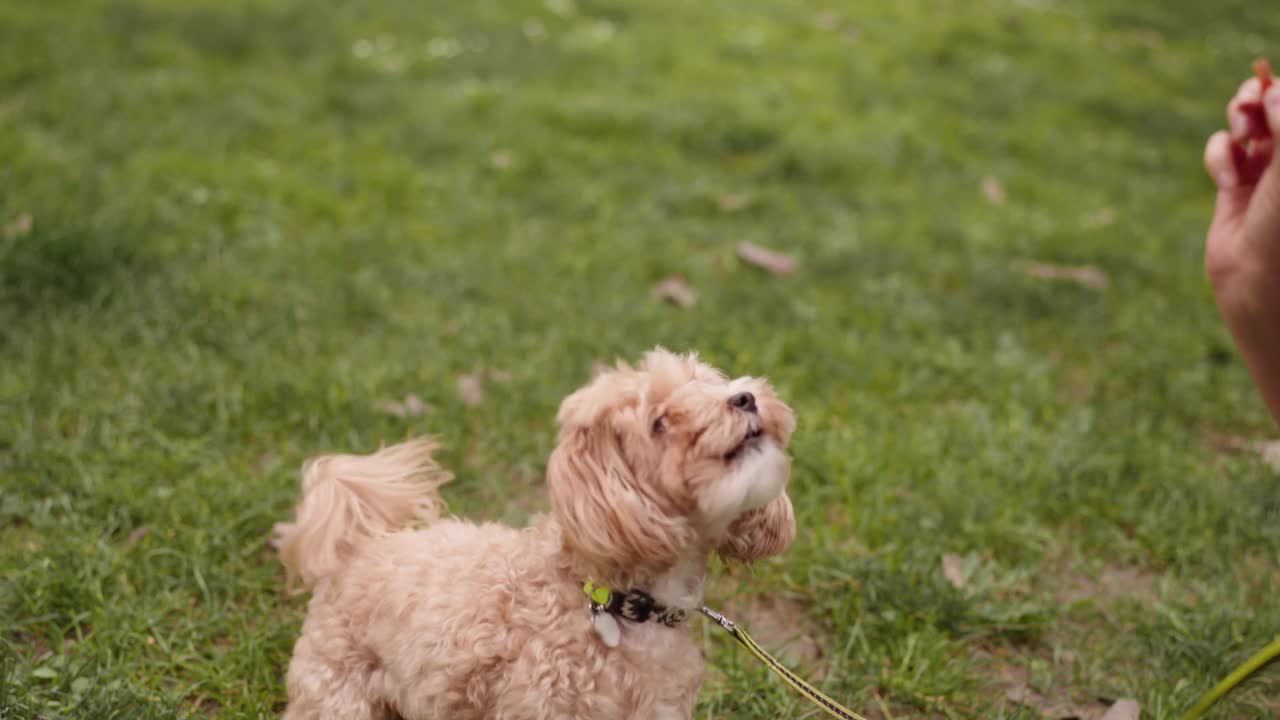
[
  {"left": 582, "top": 581, "right": 688, "bottom": 627},
  {"left": 580, "top": 585, "right": 870, "bottom": 719}
]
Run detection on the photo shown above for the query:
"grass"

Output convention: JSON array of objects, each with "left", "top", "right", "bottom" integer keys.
[{"left": 2, "top": 0, "right": 1279, "bottom": 717}]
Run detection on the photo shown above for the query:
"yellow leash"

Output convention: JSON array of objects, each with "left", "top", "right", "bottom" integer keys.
[
  {"left": 700, "top": 606, "right": 869, "bottom": 720},
  {"left": 585, "top": 576, "right": 1276, "bottom": 720},
  {"left": 1180, "top": 634, "right": 1280, "bottom": 720},
  {"left": 582, "top": 582, "right": 867, "bottom": 718},
  {"left": 704, "top": 605, "right": 1280, "bottom": 720}
]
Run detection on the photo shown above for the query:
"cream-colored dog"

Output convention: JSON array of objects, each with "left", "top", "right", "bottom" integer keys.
[{"left": 275, "top": 348, "right": 797, "bottom": 719}]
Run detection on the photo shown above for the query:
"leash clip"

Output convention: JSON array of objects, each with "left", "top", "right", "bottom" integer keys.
[{"left": 698, "top": 605, "right": 736, "bottom": 633}]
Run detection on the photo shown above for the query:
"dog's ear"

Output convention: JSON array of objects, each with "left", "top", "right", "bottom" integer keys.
[
  {"left": 548, "top": 368, "right": 695, "bottom": 574},
  {"left": 716, "top": 492, "right": 796, "bottom": 562},
  {"left": 547, "top": 425, "right": 695, "bottom": 574}
]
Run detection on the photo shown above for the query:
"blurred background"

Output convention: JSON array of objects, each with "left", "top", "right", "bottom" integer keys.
[{"left": 3, "top": 1, "right": 1279, "bottom": 717}]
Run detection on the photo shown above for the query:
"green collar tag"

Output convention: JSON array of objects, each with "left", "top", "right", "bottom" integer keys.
[{"left": 582, "top": 581, "right": 612, "bottom": 607}]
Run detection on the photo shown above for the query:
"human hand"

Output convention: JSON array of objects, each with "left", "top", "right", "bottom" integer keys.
[
  {"left": 1203, "top": 60, "right": 1280, "bottom": 427},
  {"left": 1204, "top": 60, "right": 1280, "bottom": 310}
]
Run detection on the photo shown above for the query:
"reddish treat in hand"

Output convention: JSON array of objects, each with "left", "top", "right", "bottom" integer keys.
[
  {"left": 1255, "top": 58, "right": 1273, "bottom": 93},
  {"left": 1242, "top": 58, "right": 1273, "bottom": 118},
  {"left": 1231, "top": 58, "right": 1274, "bottom": 185},
  {"left": 1242, "top": 58, "right": 1273, "bottom": 117},
  {"left": 1237, "top": 58, "right": 1274, "bottom": 147}
]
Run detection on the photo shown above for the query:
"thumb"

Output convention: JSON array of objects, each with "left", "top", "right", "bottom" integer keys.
[
  {"left": 1206, "top": 130, "right": 1250, "bottom": 229},
  {"left": 1205, "top": 129, "right": 1241, "bottom": 189}
]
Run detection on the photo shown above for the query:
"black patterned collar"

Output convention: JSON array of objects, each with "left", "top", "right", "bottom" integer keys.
[{"left": 582, "top": 581, "right": 688, "bottom": 627}]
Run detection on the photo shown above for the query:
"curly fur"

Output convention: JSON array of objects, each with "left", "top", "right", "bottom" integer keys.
[{"left": 275, "top": 348, "right": 798, "bottom": 720}]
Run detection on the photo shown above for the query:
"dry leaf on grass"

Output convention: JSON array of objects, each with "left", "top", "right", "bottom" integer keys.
[
  {"left": 1083, "top": 207, "right": 1116, "bottom": 229},
  {"left": 377, "top": 394, "right": 431, "bottom": 417},
  {"left": 1250, "top": 441, "right": 1280, "bottom": 471},
  {"left": 1075, "top": 700, "right": 1115, "bottom": 720},
  {"left": 1059, "top": 565, "right": 1158, "bottom": 606},
  {"left": 0, "top": 95, "right": 25, "bottom": 119},
  {"left": 981, "top": 176, "right": 1007, "bottom": 204},
  {"left": 377, "top": 399, "right": 406, "bottom": 416},
  {"left": 715, "top": 193, "right": 753, "bottom": 213},
  {"left": 737, "top": 242, "right": 797, "bottom": 275},
  {"left": 522, "top": 18, "right": 546, "bottom": 40},
  {"left": 1206, "top": 432, "right": 1280, "bottom": 472},
  {"left": 1004, "top": 683, "right": 1054, "bottom": 715},
  {"left": 124, "top": 526, "right": 149, "bottom": 548},
  {"left": 545, "top": 0, "right": 576, "bottom": 19},
  {"left": 5, "top": 212, "right": 32, "bottom": 238},
  {"left": 1212, "top": 433, "right": 1267, "bottom": 452},
  {"left": 1100, "top": 699, "right": 1140, "bottom": 720},
  {"left": 1005, "top": 683, "right": 1104, "bottom": 719},
  {"left": 1017, "top": 261, "right": 1109, "bottom": 290},
  {"left": 489, "top": 150, "right": 514, "bottom": 169},
  {"left": 985, "top": 651, "right": 1112, "bottom": 720},
  {"left": 1115, "top": 28, "right": 1163, "bottom": 50},
  {"left": 651, "top": 276, "right": 697, "bottom": 308},
  {"left": 457, "top": 373, "right": 485, "bottom": 406},
  {"left": 253, "top": 452, "right": 278, "bottom": 476},
  {"left": 941, "top": 554, "right": 968, "bottom": 591},
  {"left": 1095, "top": 566, "right": 1157, "bottom": 602}
]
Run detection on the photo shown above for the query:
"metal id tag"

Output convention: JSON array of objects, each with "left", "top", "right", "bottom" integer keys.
[{"left": 591, "top": 610, "right": 621, "bottom": 648}]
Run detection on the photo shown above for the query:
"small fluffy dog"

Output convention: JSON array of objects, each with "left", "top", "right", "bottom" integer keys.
[{"left": 275, "top": 349, "right": 797, "bottom": 719}]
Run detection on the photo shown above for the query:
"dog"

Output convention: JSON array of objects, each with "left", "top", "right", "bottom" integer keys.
[{"left": 274, "top": 348, "right": 797, "bottom": 719}]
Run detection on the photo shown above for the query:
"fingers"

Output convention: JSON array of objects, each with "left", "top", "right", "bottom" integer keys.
[
  {"left": 1229, "top": 77, "right": 1269, "bottom": 142},
  {"left": 1206, "top": 130, "right": 1254, "bottom": 237},
  {"left": 1214, "top": 73, "right": 1277, "bottom": 188},
  {"left": 1206, "top": 69, "right": 1280, "bottom": 287},
  {"left": 1227, "top": 77, "right": 1259, "bottom": 122},
  {"left": 1205, "top": 130, "right": 1266, "bottom": 189},
  {"left": 1206, "top": 130, "right": 1239, "bottom": 189}
]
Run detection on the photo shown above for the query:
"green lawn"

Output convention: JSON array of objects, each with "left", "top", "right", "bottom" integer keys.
[{"left": 3, "top": 0, "right": 1279, "bottom": 718}]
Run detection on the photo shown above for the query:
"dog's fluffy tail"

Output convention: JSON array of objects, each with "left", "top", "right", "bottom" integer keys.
[{"left": 275, "top": 439, "right": 451, "bottom": 589}]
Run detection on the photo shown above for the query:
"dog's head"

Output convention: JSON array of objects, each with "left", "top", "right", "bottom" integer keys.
[{"left": 547, "top": 348, "right": 797, "bottom": 576}]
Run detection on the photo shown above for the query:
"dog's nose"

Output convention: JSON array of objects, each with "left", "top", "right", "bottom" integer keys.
[{"left": 728, "top": 392, "right": 757, "bottom": 413}]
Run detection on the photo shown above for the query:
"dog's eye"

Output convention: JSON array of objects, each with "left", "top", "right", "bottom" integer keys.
[{"left": 652, "top": 416, "right": 666, "bottom": 435}]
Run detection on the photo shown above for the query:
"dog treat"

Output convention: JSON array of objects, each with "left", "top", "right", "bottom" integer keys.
[
  {"left": 1255, "top": 58, "right": 1273, "bottom": 93},
  {"left": 1237, "top": 57, "right": 1274, "bottom": 173},
  {"left": 1243, "top": 58, "right": 1273, "bottom": 125}
]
